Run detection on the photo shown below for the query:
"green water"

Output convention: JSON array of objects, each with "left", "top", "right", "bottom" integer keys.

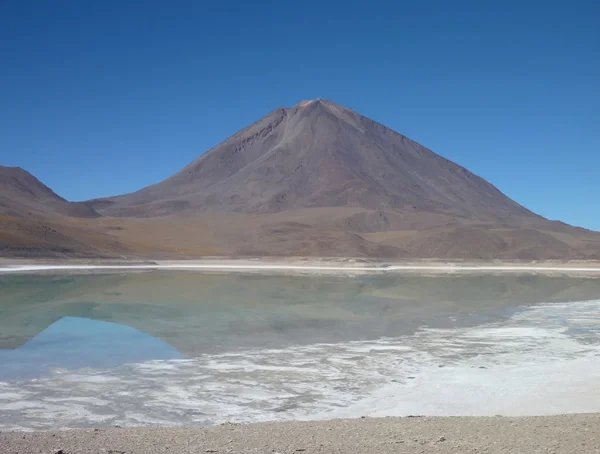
[
  {"left": 1, "top": 271, "right": 600, "bottom": 429},
  {"left": 2, "top": 271, "right": 600, "bottom": 356}
]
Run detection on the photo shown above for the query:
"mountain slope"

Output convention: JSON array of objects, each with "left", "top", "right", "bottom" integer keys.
[
  {"left": 2, "top": 100, "right": 600, "bottom": 259},
  {"left": 0, "top": 166, "right": 121, "bottom": 257},
  {"left": 0, "top": 166, "right": 99, "bottom": 218},
  {"left": 90, "top": 99, "right": 538, "bottom": 223}
]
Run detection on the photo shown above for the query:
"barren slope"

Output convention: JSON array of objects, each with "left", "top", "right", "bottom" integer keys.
[
  {"left": 0, "top": 166, "right": 98, "bottom": 219},
  {"left": 90, "top": 99, "right": 539, "bottom": 223},
  {"left": 2, "top": 100, "right": 600, "bottom": 259}
]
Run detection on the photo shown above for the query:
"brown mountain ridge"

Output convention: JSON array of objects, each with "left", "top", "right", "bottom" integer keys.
[
  {"left": 0, "top": 166, "right": 99, "bottom": 219},
  {"left": 2, "top": 99, "right": 600, "bottom": 259}
]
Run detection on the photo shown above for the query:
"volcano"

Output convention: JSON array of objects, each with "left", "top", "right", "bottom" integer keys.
[
  {"left": 91, "top": 99, "right": 540, "bottom": 222},
  {"left": 2, "top": 100, "right": 599, "bottom": 259}
]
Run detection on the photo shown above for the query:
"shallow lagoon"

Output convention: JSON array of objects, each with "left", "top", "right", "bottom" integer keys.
[{"left": 1, "top": 272, "right": 600, "bottom": 429}]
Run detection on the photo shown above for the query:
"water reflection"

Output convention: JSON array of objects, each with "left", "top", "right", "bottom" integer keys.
[
  {"left": 1, "top": 272, "right": 600, "bottom": 428},
  {"left": 1, "top": 272, "right": 600, "bottom": 362},
  {"left": 0, "top": 316, "right": 182, "bottom": 381}
]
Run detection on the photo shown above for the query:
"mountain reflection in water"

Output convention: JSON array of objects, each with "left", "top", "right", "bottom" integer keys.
[
  {"left": 0, "top": 316, "right": 182, "bottom": 381},
  {"left": 1, "top": 271, "right": 600, "bottom": 429},
  {"left": 1, "top": 271, "right": 600, "bottom": 378}
]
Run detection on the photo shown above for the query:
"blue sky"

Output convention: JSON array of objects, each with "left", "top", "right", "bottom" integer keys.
[{"left": 1, "top": 1, "right": 598, "bottom": 229}]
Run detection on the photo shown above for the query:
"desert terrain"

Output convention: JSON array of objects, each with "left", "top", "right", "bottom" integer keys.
[
  {"left": 2, "top": 100, "right": 600, "bottom": 261},
  {"left": 2, "top": 415, "right": 599, "bottom": 454}
]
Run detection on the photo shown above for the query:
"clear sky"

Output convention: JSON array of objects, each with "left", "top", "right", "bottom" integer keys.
[{"left": 1, "top": 1, "right": 598, "bottom": 229}]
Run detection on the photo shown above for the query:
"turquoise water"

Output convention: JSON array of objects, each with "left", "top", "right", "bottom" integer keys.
[{"left": 1, "top": 272, "right": 600, "bottom": 429}]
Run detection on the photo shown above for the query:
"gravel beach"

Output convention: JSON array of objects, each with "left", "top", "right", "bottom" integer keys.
[{"left": 2, "top": 415, "right": 600, "bottom": 454}]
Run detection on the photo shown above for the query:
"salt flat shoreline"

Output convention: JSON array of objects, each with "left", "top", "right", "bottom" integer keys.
[
  {"left": 2, "top": 257, "right": 600, "bottom": 275},
  {"left": 2, "top": 415, "right": 600, "bottom": 453}
]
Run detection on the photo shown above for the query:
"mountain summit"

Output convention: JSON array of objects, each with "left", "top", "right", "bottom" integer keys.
[{"left": 91, "top": 99, "right": 538, "bottom": 223}]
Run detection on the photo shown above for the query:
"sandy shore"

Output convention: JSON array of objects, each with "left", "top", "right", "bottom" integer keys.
[
  {"left": 2, "top": 257, "right": 600, "bottom": 275},
  {"left": 2, "top": 415, "right": 599, "bottom": 453}
]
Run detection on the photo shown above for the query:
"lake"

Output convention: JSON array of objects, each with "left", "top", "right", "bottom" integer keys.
[{"left": 1, "top": 271, "right": 600, "bottom": 430}]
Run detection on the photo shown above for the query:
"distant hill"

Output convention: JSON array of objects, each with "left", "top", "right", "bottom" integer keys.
[
  {"left": 0, "top": 166, "right": 125, "bottom": 257},
  {"left": 2, "top": 100, "right": 600, "bottom": 259},
  {"left": 0, "top": 166, "right": 98, "bottom": 219}
]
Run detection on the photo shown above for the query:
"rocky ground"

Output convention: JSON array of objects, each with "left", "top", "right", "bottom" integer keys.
[{"left": 2, "top": 415, "right": 600, "bottom": 453}]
